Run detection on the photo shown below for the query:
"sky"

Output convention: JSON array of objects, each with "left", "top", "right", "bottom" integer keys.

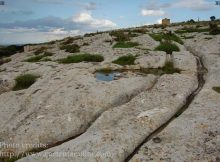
[{"left": 0, "top": 0, "right": 219, "bottom": 45}]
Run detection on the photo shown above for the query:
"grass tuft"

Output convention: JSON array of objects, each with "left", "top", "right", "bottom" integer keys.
[
  {"left": 113, "top": 42, "right": 139, "bottom": 48},
  {"left": 96, "top": 67, "right": 113, "bottom": 74},
  {"left": 155, "top": 42, "right": 180, "bottom": 54},
  {"left": 161, "top": 61, "right": 181, "bottom": 74},
  {"left": 58, "top": 53, "right": 104, "bottom": 64},
  {"left": 149, "top": 33, "right": 183, "bottom": 44},
  {"left": 112, "top": 55, "right": 136, "bottom": 66},
  {"left": 213, "top": 87, "right": 220, "bottom": 93},
  {"left": 110, "top": 31, "right": 130, "bottom": 42},
  {"left": 34, "top": 47, "right": 48, "bottom": 55},
  {"left": 13, "top": 74, "right": 39, "bottom": 91},
  {"left": 60, "top": 44, "right": 80, "bottom": 53},
  {"left": 0, "top": 57, "right": 11, "bottom": 65},
  {"left": 175, "top": 28, "right": 209, "bottom": 34},
  {"left": 25, "top": 52, "right": 54, "bottom": 62}
]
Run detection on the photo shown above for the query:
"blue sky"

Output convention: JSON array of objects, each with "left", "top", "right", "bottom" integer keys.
[{"left": 0, "top": 0, "right": 219, "bottom": 44}]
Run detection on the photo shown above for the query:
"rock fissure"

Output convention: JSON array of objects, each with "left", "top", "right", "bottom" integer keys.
[{"left": 124, "top": 48, "right": 207, "bottom": 162}]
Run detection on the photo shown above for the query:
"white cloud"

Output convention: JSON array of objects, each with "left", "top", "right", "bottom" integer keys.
[
  {"left": 157, "top": 18, "right": 162, "bottom": 24},
  {"left": 171, "top": 0, "right": 214, "bottom": 11},
  {"left": 73, "top": 12, "right": 117, "bottom": 29},
  {"left": 141, "top": 9, "right": 165, "bottom": 16},
  {"left": 48, "top": 28, "right": 80, "bottom": 36}
]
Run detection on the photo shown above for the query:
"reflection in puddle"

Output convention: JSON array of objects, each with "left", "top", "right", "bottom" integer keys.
[{"left": 95, "top": 72, "right": 120, "bottom": 82}]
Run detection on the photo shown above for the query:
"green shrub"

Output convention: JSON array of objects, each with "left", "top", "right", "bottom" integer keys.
[
  {"left": 40, "top": 57, "right": 52, "bottom": 62},
  {"left": 58, "top": 54, "right": 104, "bottom": 64},
  {"left": 25, "top": 52, "right": 53, "bottom": 62},
  {"left": 175, "top": 28, "right": 209, "bottom": 34},
  {"left": 43, "top": 52, "right": 54, "bottom": 56},
  {"left": 110, "top": 31, "right": 130, "bottom": 42},
  {"left": 0, "top": 45, "right": 24, "bottom": 58},
  {"left": 113, "top": 42, "right": 139, "bottom": 48},
  {"left": 96, "top": 67, "right": 113, "bottom": 73},
  {"left": 149, "top": 33, "right": 183, "bottom": 44},
  {"left": 82, "top": 42, "right": 89, "bottom": 46},
  {"left": 133, "top": 28, "right": 148, "bottom": 34},
  {"left": 182, "top": 35, "right": 195, "bottom": 39},
  {"left": 34, "top": 47, "right": 47, "bottom": 55},
  {"left": 161, "top": 61, "right": 180, "bottom": 74},
  {"left": 155, "top": 42, "right": 180, "bottom": 54},
  {"left": 60, "top": 44, "right": 80, "bottom": 53},
  {"left": 62, "top": 37, "right": 75, "bottom": 45},
  {"left": 0, "top": 58, "right": 11, "bottom": 65},
  {"left": 213, "top": 87, "right": 220, "bottom": 93},
  {"left": 13, "top": 74, "right": 39, "bottom": 91},
  {"left": 209, "top": 23, "right": 220, "bottom": 35},
  {"left": 112, "top": 55, "right": 136, "bottom": 65}
]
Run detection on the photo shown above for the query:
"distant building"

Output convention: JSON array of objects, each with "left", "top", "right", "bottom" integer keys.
[{"left": 162, "top": 18, "right": 170, "bottom": 26}]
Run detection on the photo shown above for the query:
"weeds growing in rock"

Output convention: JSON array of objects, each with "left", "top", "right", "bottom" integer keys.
[
  {"left": 0, "top": 57, "right": 11, "bottom": 65},
  {"left": 175, "top": 28, "right": 209, "bottom": 34},
  {"left": 161, "top": 61, "right": 181, "bottom": 74},
  {"left": 112, "top": 55, "right": 136, "bottom": 65},
  {"left": 34, "top": 47, "right": 48, "bottom": 55},
  {"left": 113, "top": 42, "right": 139, "bottom": 48},
  {"left": 110, "top": 31, "right": 130, "bottom": 42},
  {"left": 0, "top": 45, "right": 24, "bottom": 58},
  {"left": 209, "top": 23, "right": 220, "bottom": 35},
  {"left": 149, "top": 33, "right": 183, "bottom": 44},
  {"left": 155, "top": 42, "right": 180, "bottom": 54},
  {"left": 96, "top": 67, "right": 114, "bottom": 73},
  {"left": 60, "top": 44, "right": 80, "bottom": 53},
  {"left": 13, "top": 74, "right": 39, "bottom": 91},
  {"left": 213, "top": 87, "right": 220, "bottom": 93},
  {"left": 25, "top": 52, "right": 54, "bottom": 62},
  {"left": 58, "top": 54, "right": 104, "bottom": 64}
]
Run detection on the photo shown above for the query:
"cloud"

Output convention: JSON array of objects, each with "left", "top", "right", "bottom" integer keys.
[
  {"left": 171, "top": 0, "right": 214, "bottom": 11},
  {"left": 84, "top": 2, "right": 97, "bottom": 10},
  {"left": 141, "top": 0, "right": 215, "bottom": 17},
  {"left": 0, "top": 11, "right": 117, "bottom": 44},
  {"left": 157, "top": 18, "right": 162, "bottom": 24},
  {"left": 73, "top": 12, "right": 116, "bottom": 29},
  {"left": 141, "top": 9, "right": 165, "bottom": 16},
  {"left": 31, "top": 0, "right": 63, "bottom": 4},
  {"left": 0, "top": 6, "right": 33, "bottom": 15}
]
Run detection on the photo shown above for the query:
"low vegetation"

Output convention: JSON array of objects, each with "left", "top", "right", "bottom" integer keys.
[
  {"left": 161, "top": 61, "right": 181, "bottom": 74},
  {"left": 96, "top": 67, "right": 114, "bottom": 73},
  {"left": 110, "top": 31, "right": 130, "bottom": 42},
  {"left": 0, "top": 45, "right": 24, "bottom": 58},
  {"left": 155, "top": 42, "right": 180, "bottom": 54},
  {"left": 34, "top": 47, "right": 48, "bottom": 55},
  {"left": 0, "top": 57, "right": 11, "bottom": 65},
  {"left": 182, "top": 35, "right": 195, "bottom": 39},
  {"left": 141, "top": 61, "right": 180, "bottom": 75},
  {"left": 25, "top": 52, "right": 54, "bottom": 62},
  {"left": 60, "top": 44, "right": 80, "bottom": 53},
  {"left": 213, "top": 87, "right": 220, "bottom": 93},
  {"left": 112, "top": 55, "right": 136, "bottom": 65},
  {"left": 132, "top": 28, "right": 148, "bottom": 34},
  {"left": 209, "top": 23, "right": 220, "bottom": 35},
  {"left": 13, "top": 74, "right": 39, "bottom": 91},
  {"left": 149, "top": 33, "right": 183, "bottom": 44},
  {"left": 113, "top": 42, "right": 139, "bottom": 48},
  {"left": 58, "top": 53, "right": 104, "bottom": 64},
  {"left": 175, "top": 28, "right": 209, "bottom": 34},
  {"left": 61, "top": 37, "right": 75, "bottom": 45}
]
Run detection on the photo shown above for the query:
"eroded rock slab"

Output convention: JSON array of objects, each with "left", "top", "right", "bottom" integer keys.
[
  {"left": 0, "top": 68, "right": 156, "bottom": 154},
  {"left": 17, "top": 73, "right": 198, "bottom": 162},
  {"left": 135, "top": 51, "right": 167, "bottom": 69},
  {"left": 129, "top": 34, "right": 220, "bottom": 162}
]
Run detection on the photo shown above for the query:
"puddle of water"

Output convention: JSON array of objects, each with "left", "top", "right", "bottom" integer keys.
[{"left": 95, "top": 72, "right": 119, "bottom": 81}]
